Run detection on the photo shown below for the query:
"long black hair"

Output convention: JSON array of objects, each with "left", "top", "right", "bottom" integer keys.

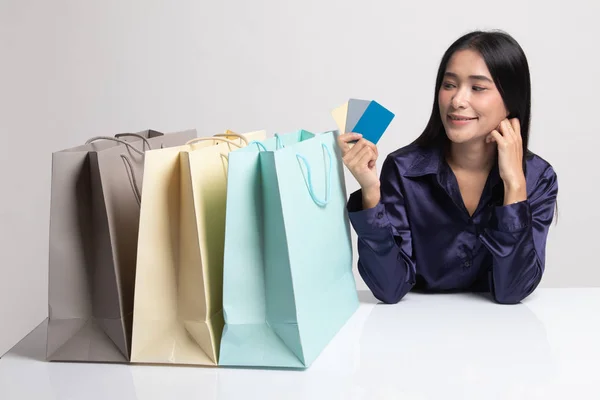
[{"left": 412, "top": 29, "right": 532, "bottom": 170}]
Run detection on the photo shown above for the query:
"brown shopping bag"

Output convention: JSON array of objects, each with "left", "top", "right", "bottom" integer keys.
[
  {"left": 46, "top": 129, "right": 197, "bottom": 362},
  {"left": 130, "top": 130, "right": 266, "bottom": 365}
]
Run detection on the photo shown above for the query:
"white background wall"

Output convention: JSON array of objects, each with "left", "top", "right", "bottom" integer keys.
[{"left": 1, "top": 0, "right": 598, "bottom": 355}]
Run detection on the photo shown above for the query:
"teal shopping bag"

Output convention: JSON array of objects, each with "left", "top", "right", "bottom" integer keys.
[{"left": 219, "top": 129, "right": 359, "bottom": 368}]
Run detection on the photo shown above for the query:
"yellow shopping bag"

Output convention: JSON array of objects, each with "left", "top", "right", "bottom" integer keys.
[{"left": 131, "top": 130, "right": 266, "bottom": 365}]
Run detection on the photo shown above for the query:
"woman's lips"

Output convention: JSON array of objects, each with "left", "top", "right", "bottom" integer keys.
[{"left": 447, "top": 115, "right": 477, "bottom": 125}]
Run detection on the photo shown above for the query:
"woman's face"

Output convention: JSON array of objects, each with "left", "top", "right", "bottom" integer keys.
[{"left": 438, "top": 49, "right": 509, "bottom": 144}]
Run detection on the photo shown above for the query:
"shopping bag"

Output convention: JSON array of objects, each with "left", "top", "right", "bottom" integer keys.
[
  {"left": 219, "top": 129, "right": 359, "bottom": 368},
  {"left": 130, "top": 130, "right": 266, "bottom": 365},
  {"left": 46, "top": 129, "right": 197, "bottom": 362}
]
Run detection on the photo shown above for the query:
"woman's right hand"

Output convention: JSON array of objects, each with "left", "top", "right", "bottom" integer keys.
[{"left": 337, "top": 133, "right": 380, "bottom": 193}]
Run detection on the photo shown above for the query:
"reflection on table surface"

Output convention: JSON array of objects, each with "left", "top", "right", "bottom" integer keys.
[{"left": 1, "top": 288, "right": 599, "bottom": 400}]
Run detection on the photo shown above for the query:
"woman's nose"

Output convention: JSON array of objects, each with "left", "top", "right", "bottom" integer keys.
[
  {"left": 451, "top": 90, "right": 468, "bottom": 109},
  {"left": 451, "top": 96, "right": 466, "bottom": 109}
]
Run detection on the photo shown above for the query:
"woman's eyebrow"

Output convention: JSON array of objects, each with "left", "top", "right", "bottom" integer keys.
[{"left": 444, "top": 72, "right": 493, "bottom": 83}]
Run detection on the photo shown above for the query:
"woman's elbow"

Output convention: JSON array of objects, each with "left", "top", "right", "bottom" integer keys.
[
  {"left": 493, "top": 285, "right": 536, "bottom": 305},
  {"left": 357, "top": 259, "right": 413, "bottom": 304},
  {"left": 368, "top": 279, "right": 412, "bottom": 304},
  {"left": 493, "top": 293, "right": 523, "bottom": 305},
  {"left": 374, "top": 288, "right": 409, "bottom": 304}
]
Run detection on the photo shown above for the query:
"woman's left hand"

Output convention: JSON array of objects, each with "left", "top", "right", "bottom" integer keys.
[{"left": 486, "top": 118, "right": 527, "bottom": 203}]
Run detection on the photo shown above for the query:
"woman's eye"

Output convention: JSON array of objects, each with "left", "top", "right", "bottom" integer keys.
[
  {"left": 442, "top": 82, "right": 455, "bottom": 89},
  {"left": 473, "top": 86, "right": 486, "bottom": 92}
]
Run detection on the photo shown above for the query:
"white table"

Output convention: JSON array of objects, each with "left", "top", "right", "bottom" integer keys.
[{"left": 1, "top": 289, "right": 599, "bottom": 399}]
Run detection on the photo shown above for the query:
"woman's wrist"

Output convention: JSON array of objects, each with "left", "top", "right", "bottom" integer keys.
[
  {"left": 362, "top": 184, "right": 381, "bottom": 210},
  {"left": 503, "top": 178, "right": 527, "bottom": 205}
]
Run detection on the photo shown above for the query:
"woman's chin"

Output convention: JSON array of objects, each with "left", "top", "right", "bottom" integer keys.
[
  {"left": 445, "top": 130, "right": 486, "bottom": 144},
  {"left": 445, "top": 130, "right": 476, "bottom": 143}
]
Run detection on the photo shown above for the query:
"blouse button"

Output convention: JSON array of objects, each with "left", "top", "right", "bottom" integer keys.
[{"left": 377, "top": 212, "right": 384, "bottom": 219}]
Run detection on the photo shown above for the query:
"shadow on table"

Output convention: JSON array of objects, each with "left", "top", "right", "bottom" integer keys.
[
  {"left": 357, "top": 290, "right": 381, "bottom": 304},
  {"left": 6, "top": 319, "right": 48, "bottom": 362}
]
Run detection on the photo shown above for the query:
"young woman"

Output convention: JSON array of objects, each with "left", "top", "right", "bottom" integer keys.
[{"left": 337, "top": 30, "right": 558, "bottom": 305}]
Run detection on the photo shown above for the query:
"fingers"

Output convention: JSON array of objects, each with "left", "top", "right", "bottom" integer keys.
[
  {"left": 345, "top": 140, "right": 376, "bottom": 167},
  {"left": 497, "top": 118, "right": 521, "bottom": 143},
  {"left": 366, "top": 139, "right": 378, "bottom": 158},
  {"left": 359, "top": 138, "right": 378, "bottom": 157},
  {"left": 343, "top": 138, "right": 377, "bottom": 163},
  {"left": 486, "top": 130, "right": 506, "bottom": 148},
  {"left": 488, "top": 120, "right": 514, "bottom": 148},
  {"left": 342, "top": 137, "right": 367, "bottom": 162},
  {"left": 499, "top": 119, "right": 513, "bottom": 139},
  {"left": 337, "top": 132, "right": 363, "bottom": 154},
  {"left": 337, "top": 133, "right": 378, "bottom": 155},
  {"left": 349, "top": 146, "right": 376, "bottom": 172},
  {"left": 356, "top": 137, "right": 378, "bottom": 158},
  {"left": 344, "top": 141, "right": 371, "bottom": 166}
]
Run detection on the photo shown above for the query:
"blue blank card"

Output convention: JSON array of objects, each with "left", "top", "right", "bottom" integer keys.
[{"left": 351, "top": 101, "right": 394, "bottom": 144}]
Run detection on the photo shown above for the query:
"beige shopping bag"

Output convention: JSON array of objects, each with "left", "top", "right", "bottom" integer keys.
[{"left": 130, "top": 129, "right": 267, "bottom": 365}]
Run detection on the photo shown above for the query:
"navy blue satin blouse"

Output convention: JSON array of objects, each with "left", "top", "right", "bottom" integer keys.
[{"left": 347, "top": 143, "right": 558, "bottom": 304}]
